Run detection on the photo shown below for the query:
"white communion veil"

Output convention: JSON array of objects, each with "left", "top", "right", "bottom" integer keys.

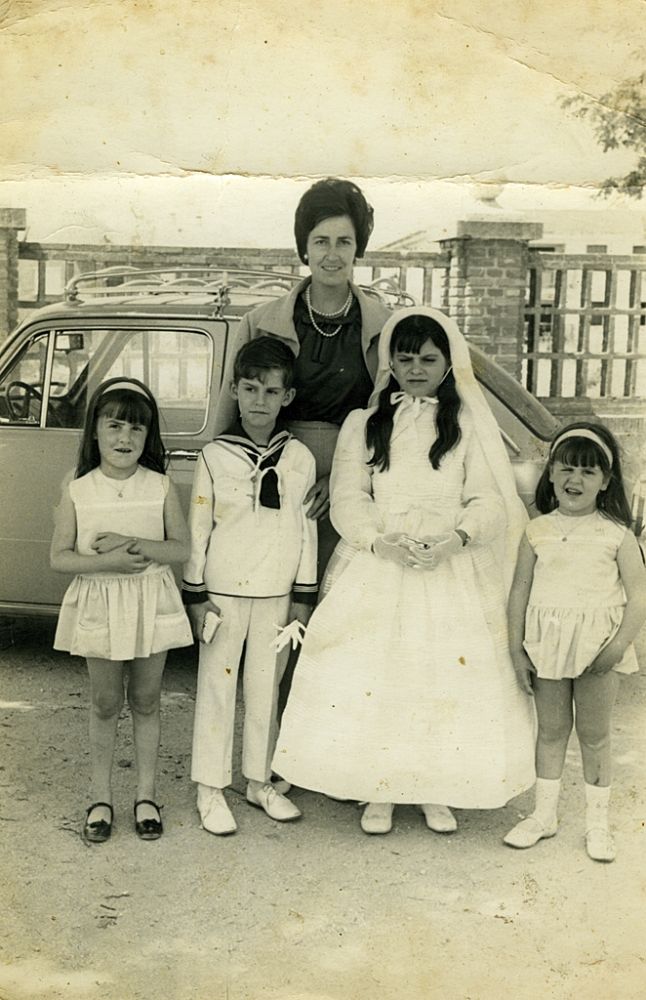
[{"left": 369, "top": 305, "right": 528, "bottom": 593}]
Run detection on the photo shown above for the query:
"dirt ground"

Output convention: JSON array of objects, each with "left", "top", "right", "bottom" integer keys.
[{"left": 1, "top": 617, "right": 645, "bottom": 1000}]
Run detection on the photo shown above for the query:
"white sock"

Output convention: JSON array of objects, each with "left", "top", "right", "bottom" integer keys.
[
  {"left": 532, "top": 777, "right": 561, "bottom": 825},
  {"left": 585, "top": 783, "right": 610, "bottom": 831}
]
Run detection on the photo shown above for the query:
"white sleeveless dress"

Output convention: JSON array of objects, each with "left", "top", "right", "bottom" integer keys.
[
  {"left": 54, "top": 466, "right": 192, "bottom": 661},
  {"left": 273, "top": 404, "right": 536, "bottom": 808},
  {"left": 523, "top": 510, "right": 639, "bottom": 678}
]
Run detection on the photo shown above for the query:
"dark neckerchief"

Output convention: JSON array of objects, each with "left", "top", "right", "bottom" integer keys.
[{"left": 216, "top": 418, "right": 291, "bottom": 509}]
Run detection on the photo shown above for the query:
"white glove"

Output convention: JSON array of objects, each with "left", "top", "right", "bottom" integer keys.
[
  {"left": 271, "top": 619, "right": 307, "bottom": 652},
  {"left": 415, "top": 531, "right": 464, "bottom": 570},
  {"left": 372, "top": 533, "right": 420, "bottom": 567}
]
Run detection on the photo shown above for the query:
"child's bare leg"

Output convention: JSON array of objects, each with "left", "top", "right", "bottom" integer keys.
[
  {"left": 534, "top": 677, "right": 574, "bottom": 779},
  {"left": 504, "top": 678, "right": 572, "bottom": 848},
  {"left": 573, "top": 669, "right": 619, "bottom": 787},
  {"left": 574, "top": 669, "right": 619, "bottom": 862},
  {"left": 87, "top": 657, "right": 124, "bottom": 821},
  {"left": 128, "top": 651, "right": 167, "bottom": 820}
]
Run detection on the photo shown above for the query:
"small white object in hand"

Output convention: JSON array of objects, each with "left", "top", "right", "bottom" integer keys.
[{"left": 271, "top": 619, "right": 307, "bottom": 652}]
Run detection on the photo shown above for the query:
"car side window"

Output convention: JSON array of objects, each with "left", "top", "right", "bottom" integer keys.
[
  {"left": 100, "top": 329, "right": 212, "bottom": 435},
  {"left": 1, "top": 326, "right": 215, "bottom": 433},
  {"left": 0, "top": 333, "right": 49, "bottom": 424}
]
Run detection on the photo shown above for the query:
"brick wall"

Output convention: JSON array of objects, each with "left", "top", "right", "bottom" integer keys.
[{"left": 441, "top": 220, "right": 544, "bottom": 379}]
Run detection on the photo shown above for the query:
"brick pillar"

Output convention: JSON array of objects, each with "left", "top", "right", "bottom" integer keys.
[
  {"left": 440, "top": 219, "right": 544, "bottom": 379},
  {"left": 0, "top": 208, "right": 27, "bottom": 344}
]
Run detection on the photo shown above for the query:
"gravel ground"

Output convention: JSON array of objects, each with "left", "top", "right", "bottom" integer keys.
[{"left": 1, "top": 618, "right": 645, "bottom": 1000}]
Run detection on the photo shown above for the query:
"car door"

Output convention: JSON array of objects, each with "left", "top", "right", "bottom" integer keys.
[{"left": 0, "top": 315, "right": 232, "bottom": 613}]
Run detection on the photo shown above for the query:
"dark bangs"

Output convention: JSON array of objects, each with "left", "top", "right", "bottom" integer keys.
[
  {"left": 390, "top": 316, "right": 450, "bottom": 360},
  {"left": 98, "top": 391, "right": 153, "bottom": 427},
  {"left": 238, "top": 364, "right": 289, "bottom": 388},
  {"left": 367, "top": 313, "right": 460, "bottom": 472},
  {"left": 76, "top": 381, "right": 166, "bottom": 477},
  {"left": 551, "top": 437, "right": 611, "bottom": 477},
  {"left": 534, "top": 422, "right": 632, "bottom": 526}
]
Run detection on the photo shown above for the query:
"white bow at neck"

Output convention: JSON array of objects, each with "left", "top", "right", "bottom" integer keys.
[
  {"left": 390, "top": 390, "right": 438, "bottom": 409},
  {"left": 390, "top": 391, "right": 438, "bottom": 430}
]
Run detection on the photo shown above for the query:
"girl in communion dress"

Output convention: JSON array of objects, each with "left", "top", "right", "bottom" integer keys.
[{"left": 273, "top": 307, "right": 536, "bottom": 835}]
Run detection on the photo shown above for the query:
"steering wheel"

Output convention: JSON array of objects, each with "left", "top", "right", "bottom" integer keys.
[
  {"left": 6, "top": 381, "right": 43, "bottom": 421},
  {"left": 5, "top": 380, "right": 69, "bottom": 427}
]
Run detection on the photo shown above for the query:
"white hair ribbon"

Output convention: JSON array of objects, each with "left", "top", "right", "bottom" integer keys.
[
  {"left": 550, "top": 428, "right": 613, "bottom": 468},
  {"left": 100, "top": 380, "right": 152, "bottom": 401}
]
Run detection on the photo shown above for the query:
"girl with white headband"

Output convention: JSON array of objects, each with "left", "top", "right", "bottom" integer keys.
[
  {"left": 505, "top": 421, "right": 646, "bottom": 862},
  {"left": 274, "top": 307, "right": 536, "bottom": 834},
  {"left": 51, "top": 377, "right": 192, "bottom": 844}
]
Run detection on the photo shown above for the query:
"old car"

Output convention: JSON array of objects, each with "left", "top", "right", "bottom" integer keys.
[{"left": 0, "top": 266, "right": 560, "bottom": 617}]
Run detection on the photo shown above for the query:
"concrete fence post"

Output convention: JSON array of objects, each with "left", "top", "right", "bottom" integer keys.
[
  {"left": 0, "top": 208, "right": 26, "bottom": 344},
  {"left": 440, "top": 219, "right": 544, "bottom": 379}
]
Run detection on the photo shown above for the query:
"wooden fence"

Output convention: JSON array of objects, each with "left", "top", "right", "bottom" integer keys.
[
  {"left": 17, "top": 243, "right": 451, "bottom": 317},
  {"left": 524, "top": 250, "right": 646, "bottom": 401},
  {"left": 14, "top": 236, "right": 646, "bottom": 411}
]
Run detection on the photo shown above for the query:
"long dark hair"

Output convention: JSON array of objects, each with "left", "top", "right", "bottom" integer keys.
[
  {"left": 76, "top": 377, "right": 166, "bottom": 478},
  {"left": 535, "top": 420, "right": 632, "bottom": 526},
  {"left": 366, "top": 315, "right": 461, "bottom": 472}
]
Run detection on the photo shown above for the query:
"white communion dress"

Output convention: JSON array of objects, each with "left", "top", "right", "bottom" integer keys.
[
  {"left": 273, "top": 400, "right": 536, "bottom": 807},
  {"left": 54, "top": 466, "right": 192, "bottom": 661}
]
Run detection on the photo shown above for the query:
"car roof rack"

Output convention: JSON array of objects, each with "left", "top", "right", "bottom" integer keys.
[
  {"left": 65, "top": 266, "right": 299, "bottom": 304},
  {"left": 64, "top": 266, "right": 415, "bottom": 311}
]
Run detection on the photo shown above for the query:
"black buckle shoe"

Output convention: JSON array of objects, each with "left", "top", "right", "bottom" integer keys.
[
  {"left": 83, "top": 802, "right": 113, "bottom": 844},
  {"left": 134, "top": 799, "right": 164, "bottom": 840}
]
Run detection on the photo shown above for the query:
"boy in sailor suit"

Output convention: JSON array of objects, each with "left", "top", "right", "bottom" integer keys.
[{"left": 183, "top": 337, "right": 317, "bottom": 835}]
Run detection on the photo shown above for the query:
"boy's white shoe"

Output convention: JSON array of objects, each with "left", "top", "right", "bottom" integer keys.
[
  {"left": 246, "top": 782, "right": 301, "bottom": 822},
  {"left": 197, "top": 784, "right": 237, "bottom": 836}
]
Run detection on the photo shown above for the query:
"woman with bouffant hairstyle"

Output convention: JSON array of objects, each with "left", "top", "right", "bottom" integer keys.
[{"left": 215, "top": 178, "right": 391, "bottom": 579}]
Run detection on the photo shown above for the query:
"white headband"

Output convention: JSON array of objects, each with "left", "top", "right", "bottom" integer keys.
[
  {"left": 100, "top": 380, "right": 152, "bottom": 402},
  {"left": 550, "top": 428, "right": 613, "bottom": 468}
]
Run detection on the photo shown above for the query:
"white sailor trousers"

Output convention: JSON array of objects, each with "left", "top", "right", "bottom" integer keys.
[{"left": 191, "top": 594, "right": 291, "bottom": 789}]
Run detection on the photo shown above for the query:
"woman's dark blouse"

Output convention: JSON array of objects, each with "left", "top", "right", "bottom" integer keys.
[{"left": 284, "top": 294, "right": 374, "bottom": 425}]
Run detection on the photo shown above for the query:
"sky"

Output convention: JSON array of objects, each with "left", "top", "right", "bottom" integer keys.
[
  {"left": 1, "top": 175, "right": 645, "bottom": 252},
  {"left": 0, "top": 0, "right": 645, "bottom": 248}
]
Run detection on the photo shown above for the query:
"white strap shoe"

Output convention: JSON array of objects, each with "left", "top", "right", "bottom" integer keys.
[
  {"left": 246, "top": 782, "right": 301, "bottom": 822},
  {"left": 197, "top": 785, "right": 237, "bottom": 836},
  {"left": 421, "top": 803, "right": 457, "bottom": 833},
  {"left": 585, "top": 826, "right": 616, "bottom": 863},
  {"left": 503, "top": 815, "right": 557, "bottom": 849},
  {"left": 360, "top": 802, "right": 394, "bottom": 835}
]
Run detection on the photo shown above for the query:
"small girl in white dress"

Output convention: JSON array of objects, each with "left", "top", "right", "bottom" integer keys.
[
  {"left": 274, "top": 307, "right": 536, "bottom": 834},
  {"left": 51, "top": 378, "right": 192, "bottom": 843},
  {"left": 504, "top": 422, "right": 646, "bottom": 862}
]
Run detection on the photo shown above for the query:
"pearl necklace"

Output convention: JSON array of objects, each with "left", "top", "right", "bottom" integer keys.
[
  {"left": 553, "top": 509, "right": 596, "bottom": 542},
  {"left": 305, "top": 286, "right": 353, "bottom": 338}
]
